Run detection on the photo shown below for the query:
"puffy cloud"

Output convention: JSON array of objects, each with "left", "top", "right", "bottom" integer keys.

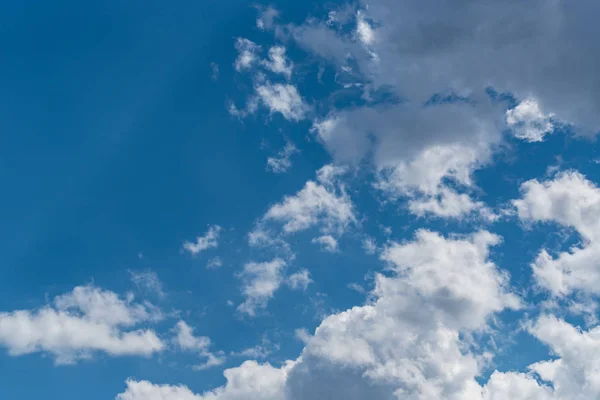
[
  {"left": 263, "top": 165, "right": 355, "bottom": 235},
  {"left": 262, "top": 46, "right": 293, "bottom": 79},
  {"left": 267, "top": 141, "right": 298, "bottom": 174},
  {"left": 311, "top": 235, "right": 339, "bottom": 253},
  {"left": 237, "top": 259, "right": 287, "bottom": 316},
  {"left": 255, "top": 83, "right": 308, "bottom": 121},
  {"left": 286, "top": 269, "right": 312, "bottom": 291},
  {"left": 312, "top": 103, "right": 501, "bottom": 219},
  {"left": 272, "top": 1, "right": 600, "bottom": 218},
  {"left": 173, "top": 321, "right": 224, "bottom": 370},
  {"left": 183, "top": 225, "right": 222, "bottom": 255},
  {"left": 173, "top": 321, "right": 211, "bottom": 353},
  {"left": 506, "top": 98, "right": 555, "bottom": 142},
  {"left": 0, "top": 285, "right": 164, "bottom": 364},
  {"left": 513, "top": 171, "right": 600, "bottom": 296},
  {"left": 118, "top": 360, "right": 292, "bottom": 400}
]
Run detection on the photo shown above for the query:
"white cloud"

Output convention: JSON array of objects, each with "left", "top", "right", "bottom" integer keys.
[
  {"left": 513, "top": 171, "right": 600, "bottom": 296},
  {"left": 183, "top": 225, "right": 222, "bottom": 256},
  {"left": 118, "top": 360, "right": 293, "bottom": 400},
  {"left": 173, "top": 321, "right": 224, "bottom": 370},
  {"left": 234, "top": 38, "right": 261, "bottom": 72},
  {"left": 255, "top": 83, "right": 308, "bottom": 121},
  {"left": 263, "top": 165, "right": 355, "bottom": 234},
  {"left": 237, "top": 259, "right": 287, "bottom": 316},
  {"left": 355, "top": 11, "right": 375, "bottom": 46},
  {"left": 506, "top": 98, "right": 554, "bottom": 142},
  {"left": 262, "top": 46, "right": 293, "bottom": 79},
  {"left": 118, "top": 229, "right": 523, "bottom": 400},
  {"left": 311, "top": 235, "right": 339, "bottom": 253},
  {"left": 173, "top": 320, "right": 211, "bottom": 353},
  {"left": 362, "top": 236, "right": 377, "bottom": 254},
  {"left": 0, "top": 285, "right": 164, "bottom": 364},
  {"left": 286, "top": 269, "right": 312, "bottom": 291},
  {"left": 267, "top": 141, "right": 298, "bottom": 174},
  {"left": 312, "top": 105, "right": 500, "bottom": 219}
]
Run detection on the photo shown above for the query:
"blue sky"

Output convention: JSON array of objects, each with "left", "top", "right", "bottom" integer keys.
[{"left": 1, "top": 1, "right": 600, "bottom": 399}]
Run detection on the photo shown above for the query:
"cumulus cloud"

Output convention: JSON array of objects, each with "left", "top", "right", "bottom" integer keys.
[
  {"left": 118, "top": 229, "right": 526, "bottom": 399},
  {"left": 262, "top": 165, "right": 355, "bottom": 234},
  {"left": 117, "top": 360, "right": 293, "bottom": 400},
  {"left": 183, "top": 225, "right": 222, "bottom": 255},
  {"left": 0, "top": 285, "right": 164, "bottom": 364},
  {"left": 513, "top": 171, "right": 600, "bottom": 296},
  {"left": 173, "top": 321, "right": 224, "bottom": 370},
  {"left": 237, "top": 259, "right": 287, "bottom": 316},
  {"left": 506, "top": 98, "right": 555, "bottom": 142},
  {"left": 265, "top": 1, "right": 600, "bottom": 218},
  {"left": 312, "top": 104, "right": 501, "bottom": 219}
]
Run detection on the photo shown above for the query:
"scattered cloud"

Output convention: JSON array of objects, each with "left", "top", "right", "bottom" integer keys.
[
  {"left": 267, "top": 141, "right": 298, "bottom": 174},
  {"left": 183, "top": 225, "right": 222, "bottom": 256},
  {"left": 206, "top": 257, "right": 223, "bottom": 269},
  {"left": 514, "top": 171, "right": 600, "bottom": 296},
  {"left": 262, "top": 46, "right": 293, "bottom": 79},
  {"left": 286, "top": 269, "right": 312, "bottom": 291},
  {"left": 237, "top": 259, "right": 287, "bottom": 316},
  {"left": 234, "top": 38, "right": 261, "bottom": 72}
]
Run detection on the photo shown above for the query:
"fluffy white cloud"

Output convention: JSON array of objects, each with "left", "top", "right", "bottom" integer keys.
[
  {"left": 506, "top": 98, "right": 555, "bottom": 142},
  {"left": 183, "top": 225, "right": 222, "bottom": 255},
  {"left": 0, "top": 285, "right": 164, "bottom": 364},
  {"left": 267, "top": 141, "right": 298, "bottom": 174},
  {"left": 262, "top": 46, "right": 293, "bottom": 79},
  {"left": 312, "top": 104, "right": 501, "bottom": 219},
  {"left": 173, "top": 320, "right": 211, "bottom": 353},
  {"left": 173, "top": 321, "right": 224, "bottom": 370},
  {"left": 286, "top": 269, "right": 312, "bottom": 291},
  {"left": 263, "top": 165, "right": 355, "bottom": 234},
  {"left": 237, "top": 259, "right": 287, "bottom": 316},
  {"left": 513, "top": 171, "right": 600, "bottom": 296},
  {"left": 255, "top": 83, "right": 308, "bottom": 121},
  {"left": 118, "top": 360, "right": 292, "bottom": 400}
]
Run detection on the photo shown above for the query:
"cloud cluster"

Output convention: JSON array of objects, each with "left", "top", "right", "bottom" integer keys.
[{"left": 514, "top": 171, "right": 600, "bottom": 296}]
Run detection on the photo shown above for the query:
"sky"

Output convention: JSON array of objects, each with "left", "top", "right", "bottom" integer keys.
[{"left": 1, "top": 1, "right": 600, "bottom": 399}]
